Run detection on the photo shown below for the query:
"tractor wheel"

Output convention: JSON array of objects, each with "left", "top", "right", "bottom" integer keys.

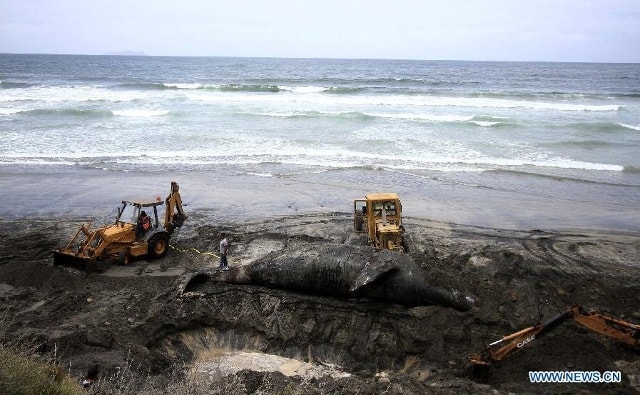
[
  {"left": 118, "top": 249, "right": 131, "bottom": 266},
  {"left": 148, "top": 233, "right": 169, "bottom": 259},
  {"left": 355, "top": 218, "right": 363, "bottom": 232}
]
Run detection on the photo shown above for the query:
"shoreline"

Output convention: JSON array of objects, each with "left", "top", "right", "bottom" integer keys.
[{"left": 2, "top": 164, "right": 639, "bottom": 234}]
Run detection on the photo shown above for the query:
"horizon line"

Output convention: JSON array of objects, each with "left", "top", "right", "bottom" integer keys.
[{"left": 1, "top": 52, "right": 639, "bottom": 65}]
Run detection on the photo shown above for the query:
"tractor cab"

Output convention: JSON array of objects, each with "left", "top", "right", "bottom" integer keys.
[
  {"left": 117, "top": 199, "right": 163, "bottom": 239},
  {"left": 354, "top": 192, "right": 406, "bottom": 252}
]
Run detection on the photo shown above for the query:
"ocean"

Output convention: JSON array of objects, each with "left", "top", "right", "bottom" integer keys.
[{"left": 1, "top": 54, "right": 639, "bottom": 231}]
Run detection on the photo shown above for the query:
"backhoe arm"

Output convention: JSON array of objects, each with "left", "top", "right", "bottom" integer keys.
[
  {"left": 164, "top": 181, "right": 187, "bottom": 234},
  {"left": 469, "top": 309, "right": 571, "bottom": 365},
  {"left": 569, "top": 305, "right": 640, "bottom": 347},
  {"left": 469, "top": 305, "right": 639, "bottom": 366}
]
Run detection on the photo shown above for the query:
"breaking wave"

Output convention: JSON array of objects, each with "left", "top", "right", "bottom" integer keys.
[
  {"left": 619, "top": 123, "right": 640, "bottom": 131},
  {"left": 0, "top": 81, "right": 34, "bottom": 89},
  {"left": 18, "top": 108, "right": 114, "bottom": 118},
  {"left": 7, "top": 108, "right": 169, "bottom": 118},
  {"left": 112, "top": 109, "right": 170, "bottom": 117}
]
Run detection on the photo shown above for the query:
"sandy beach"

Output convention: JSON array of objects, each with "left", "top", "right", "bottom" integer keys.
[{"left": 1, "top": 179, "right": 639, "bottom": 394}]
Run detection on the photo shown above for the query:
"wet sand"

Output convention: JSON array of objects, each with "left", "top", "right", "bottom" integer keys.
[{"left": 2, "top": 166, "right": 638, "bottom": 234}]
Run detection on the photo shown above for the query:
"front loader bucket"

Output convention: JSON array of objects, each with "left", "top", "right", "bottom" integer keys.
[{"left": 53, "top": 250, "right": 91, "bottom": 270}]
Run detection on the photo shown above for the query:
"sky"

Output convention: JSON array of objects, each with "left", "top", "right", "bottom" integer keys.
[{"left": 1, "top": 0, "right": 639, "bottom": 62}]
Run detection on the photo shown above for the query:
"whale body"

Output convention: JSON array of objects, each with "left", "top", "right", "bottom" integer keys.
[{"left": 180, "top": 244, "right": 476, "bottom": 312}]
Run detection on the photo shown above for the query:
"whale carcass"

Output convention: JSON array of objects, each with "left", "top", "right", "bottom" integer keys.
[{"left": 180, "top": 244, "right": 476, "bottom": 312}]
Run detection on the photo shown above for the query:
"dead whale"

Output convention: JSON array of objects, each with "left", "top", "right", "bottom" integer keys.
[{"left": 180, "top": 244, "right": 476, "bottom": 312}]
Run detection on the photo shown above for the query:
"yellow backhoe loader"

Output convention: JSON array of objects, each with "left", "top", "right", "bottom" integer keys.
[
  {"left": 53, "top": 181, "right": 187, "bottom": 270},
  {"left": 353, "top": 192, "right": 407, "bottom": 252}
]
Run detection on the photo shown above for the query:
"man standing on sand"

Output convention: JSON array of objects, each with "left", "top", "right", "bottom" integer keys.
[{"left": 219, "top": 233, "right": 229, "bottom": 270}]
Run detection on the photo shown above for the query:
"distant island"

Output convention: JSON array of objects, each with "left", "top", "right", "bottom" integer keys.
[{"left": 103, "top": 51, "right": 147, "bottom": 56}]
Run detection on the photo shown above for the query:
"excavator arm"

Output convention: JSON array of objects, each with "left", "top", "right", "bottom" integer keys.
[
  {"left": 469, "top": 308, "right": 572, "bottom": 365},
  {"left": 469, "top": 305, "right": 640, "bottom": 365},
  {"left": 569, "top": 305, "right": 640, "bottom": 347}
]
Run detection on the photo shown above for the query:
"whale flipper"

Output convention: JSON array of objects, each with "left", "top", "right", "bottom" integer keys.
[{"left": 350, "top": 259, "right": 399, "bottom": 292}]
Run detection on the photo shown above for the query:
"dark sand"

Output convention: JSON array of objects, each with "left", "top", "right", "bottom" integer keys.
[
  {"left": 1, "top": 207, "right": 639, "bottom": 394},
  {"left": 1, "top": 168, "right": 639, "bottom": 393}
]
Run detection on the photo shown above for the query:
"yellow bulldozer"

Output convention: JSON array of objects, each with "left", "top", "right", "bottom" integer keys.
[
  {"left": 353, "top": 192, "right": 407, "bottom": 252},
  {"left": 53, "top": 181, "right": 187, "bottom": 269}
]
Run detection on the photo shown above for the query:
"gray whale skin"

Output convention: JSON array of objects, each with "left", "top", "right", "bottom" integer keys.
[{"left": 180, "top": 245, "right": 476, "bottom": 312}]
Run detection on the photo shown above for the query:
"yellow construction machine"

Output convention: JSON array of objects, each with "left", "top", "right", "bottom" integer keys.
[
  {"left": 469, "top": 305, "right": 640, "bottom": 367},
  {"left": 53, "top": 181, "right": 187, "bottom": 269},
  {"left": 353, "top": 192, "right": 407, "bottom": 252}
]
